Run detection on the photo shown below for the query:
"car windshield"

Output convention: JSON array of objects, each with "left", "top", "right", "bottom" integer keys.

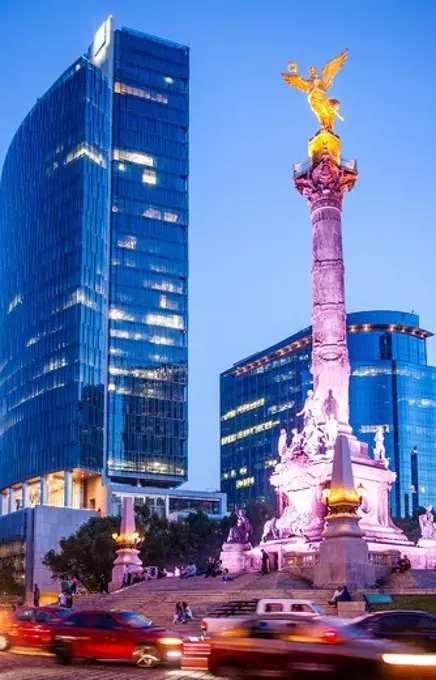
[
  {"left": 55, "top": 609, "right": 73, "bottom": 618},
  {"left": 117, "top": 612, "right": 153, "bottom": 628}
]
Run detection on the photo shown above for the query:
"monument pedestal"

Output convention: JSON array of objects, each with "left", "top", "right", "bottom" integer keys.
[
  {"left": 220, "top": 542, "right": 252, "bottom": 575},
  {"left": 111, "top": 497, "right": 143, "bottom": 589},
  {"left": 313, "top": 435, "right": 376, "bottom": 589},
  {"left": 314, "top": 535, "right": 374, "bottom": 589},
  {"left": 112, "top": 547, "right": 143, "bottom": 588}
]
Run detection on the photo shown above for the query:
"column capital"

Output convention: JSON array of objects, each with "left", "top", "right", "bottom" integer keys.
[{"left": 294, "top": 154, "right": 358, "bottom": 210}]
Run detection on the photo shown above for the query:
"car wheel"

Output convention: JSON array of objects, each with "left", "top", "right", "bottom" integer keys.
[
  {"left": 0, "top": 634, "right": 10, "bottom": 652},
  {"left": 134, "top": 644, "right": 162, "bottom": 668},
  {"left": 54, "top": 642, "right": 72, "bottom": 665},
  {"left": 210, "top": 664, "right": 245, "bottom": 680}
]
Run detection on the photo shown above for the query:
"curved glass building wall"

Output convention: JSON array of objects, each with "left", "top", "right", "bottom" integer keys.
[
  {"left": 0, "top": 58, "right": 110, "bottom": 501},
  {"left": 0, "top": 20, "right": 189, "bottom": 515},
  {"left": 221, "top": 310, "right": 436, "bottom": 516}
]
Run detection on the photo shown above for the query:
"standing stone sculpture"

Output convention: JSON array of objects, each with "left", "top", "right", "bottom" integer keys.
[
  {"left": 297, "top": 389, "right": 325, "bottom": 426},
  {"left": 373, "top": 426, "right": 387, "bottom": 464},
  {"left": 277, "top": 428, "right": 288, "bottom": 458}
]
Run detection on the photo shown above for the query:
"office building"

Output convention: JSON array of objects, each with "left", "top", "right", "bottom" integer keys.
[
  {"left": 221, "top": 310, "right": 436, "bottom": 516},
  {"left": 0, "top": 18, "right": 223, "bottom": 594}
]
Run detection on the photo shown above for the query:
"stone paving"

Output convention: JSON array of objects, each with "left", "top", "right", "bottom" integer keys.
[{"left": 0, "top": 652, "right": 213, "bottom": 679}]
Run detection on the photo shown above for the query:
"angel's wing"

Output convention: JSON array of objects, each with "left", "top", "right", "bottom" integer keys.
[
  {"left": 321, "top": 49, "right": 348, "bottom": 90},
  {"left": 282, "top": 73, "right": 311, "bottom": 94}
]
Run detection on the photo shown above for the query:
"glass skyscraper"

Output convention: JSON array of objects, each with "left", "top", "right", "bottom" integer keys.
[
  {"left": 221, "top": 311, "right": 436, "bottom": 517},
  {"left": 0, "top": 18, "right": 189, "bottom": 517}
]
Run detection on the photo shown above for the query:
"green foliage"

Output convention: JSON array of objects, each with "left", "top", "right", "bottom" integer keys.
[
  {"left": 393, "top": 508, "right": 430, "bottom": 544},
  {"left": 0, "top": 557, "right": 25, "bottom": 597},
  {"left": 43, "top": 501, "right": 269, "bottom": 589},
  {"left": 372, "top": 595, "right": 436, "bottom": 615},
  {"left": 245, "top": 500, "right": 276, "bottom": 545},
  {"left": 43, "top": 515, "right": 120, "bottom": 592}
]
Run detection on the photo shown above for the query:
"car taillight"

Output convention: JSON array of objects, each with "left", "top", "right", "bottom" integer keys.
[
  {"left": 323, "top": 630, "right": 339, "bottom": 643},
  {"left": 201, "top": 620, "right": 207, "bottom": 632},
  {"left": 159, "top": 637, "right": 183, "bottom": 646}
]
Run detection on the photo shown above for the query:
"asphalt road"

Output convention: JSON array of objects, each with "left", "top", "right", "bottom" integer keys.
[{"left": 0, "top": 652, "right": 213, "bottom": 679}]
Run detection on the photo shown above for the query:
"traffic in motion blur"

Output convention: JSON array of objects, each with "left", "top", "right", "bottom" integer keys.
[
  {"left": 0, "top": 607, "right": 183, "bottom": 668},
  {"left": 1, "top": 603, "right": 436, "bottom": 677},
  {"left": 205, "top": 612, "right": 436, "bottom": 679}
]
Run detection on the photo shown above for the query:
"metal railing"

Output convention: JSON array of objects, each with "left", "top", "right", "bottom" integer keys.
[{"left": 293, "top": 156, "right": 358, "bottom": 178}]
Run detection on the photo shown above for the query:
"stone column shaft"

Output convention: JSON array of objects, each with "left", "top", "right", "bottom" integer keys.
[
  {"left": 294, "top": 153, "right": 357, "bottom": 426},
  {"left": 40, "top": 476, "right": 48, "bottom": 505},
  {"left": 64, "top": 470, "right": 73, "bottom": 507}
]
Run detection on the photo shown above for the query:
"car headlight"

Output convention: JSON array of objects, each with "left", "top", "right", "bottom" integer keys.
[
  {"left": 382, "top": 653, "right": 436, "bottom": 667},
  {"left": 158, "top": 637, "right": 183, "bottom": 646}
]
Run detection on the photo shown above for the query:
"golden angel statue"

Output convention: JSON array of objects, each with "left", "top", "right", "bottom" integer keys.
[{"left": 282, "top": 50, "right": 348, "bottom": 131}]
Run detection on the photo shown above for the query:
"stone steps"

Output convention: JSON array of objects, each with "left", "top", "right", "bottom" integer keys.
[{"left": 69, "top": 573, "right": 339, "bottom": 629}]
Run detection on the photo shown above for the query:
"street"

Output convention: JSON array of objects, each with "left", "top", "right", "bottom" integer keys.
[{"left": 0, "top": 652, "right": 213, "bottom": 679}]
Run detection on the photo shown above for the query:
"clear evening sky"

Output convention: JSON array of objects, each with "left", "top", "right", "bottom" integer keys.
[{"left": 0, "top": 1, "right": 435, "bottom": 491}]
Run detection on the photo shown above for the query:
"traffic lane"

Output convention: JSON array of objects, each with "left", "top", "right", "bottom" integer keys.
[{"left": 0, "top": 653, "right": 215, "bottom": 679}]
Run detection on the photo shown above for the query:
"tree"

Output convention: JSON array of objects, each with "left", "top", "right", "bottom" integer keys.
[
  {"left": 393, "top": 507, "right": 430, "bottom": 544},
  {"left": 43, "top": 515, "right": 120, "bottom": 591},
  {"left": 245, "top": 500, "right": 275, "bottom": 545},
  {"left": 43, "top": 503, "right": 266, "bottom": 589},
  {"left": 0, "top": 557, "right": 24, "bottom": 597}
]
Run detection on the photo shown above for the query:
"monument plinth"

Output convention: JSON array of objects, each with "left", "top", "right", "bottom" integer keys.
[
  {"left": 314, "top": 435, "right": 374, "bottom": 588},
  {"left": 111, "top": 496, "right": 143, "bottom": 587}
]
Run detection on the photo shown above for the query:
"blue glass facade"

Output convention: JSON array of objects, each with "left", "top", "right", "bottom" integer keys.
[
  {"left": 220, "top": 311, "right": 436, "bottom": 517},
  {"left": 0, "top": 58, "right": 110, "bottom": 489},
  {"left": 0, "top": 20, "right": 189, "bottom": 510},
  {"left": 108, "top": 30, "right": 189, "bottom": 483}
]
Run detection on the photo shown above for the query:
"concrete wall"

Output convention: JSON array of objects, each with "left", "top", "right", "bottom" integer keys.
[{"left": 28, "top": 506, "right": 97, "bottom": 599}]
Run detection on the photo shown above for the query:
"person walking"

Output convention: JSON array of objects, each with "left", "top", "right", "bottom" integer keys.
[
  {"left": 58, "top": 591, "right": 67, "bottom": 608},
  {"left": 99, "top": 573, "right": 109, "bottom": 594},
  {"left": 66, "top": 590, "right": 73, "bottom": 609},
  {"left": 260, "top": 549, "right": 270, "bottom": 575},
  {"left": 33, "top": 584, "right": 40, "bottom": 607},
  {"left": 126, "top": 564, "right": 133, "bottom": 586}
]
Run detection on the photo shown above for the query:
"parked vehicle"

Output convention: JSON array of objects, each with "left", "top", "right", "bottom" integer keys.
[
  {"left": 208, "top": 615, "right": 436, "bottom": 679},
  {"left": 351, "top": 610, "right": 436, "bottom": 652},
  {"left": 201, "top": 598, "right": 325, "bottom": 635},
  {"left": 52, "top": 610, "right": 183, "bottom": 667},
  {"left": 0, "top": 606, "right": 72, "bottom": 652}
]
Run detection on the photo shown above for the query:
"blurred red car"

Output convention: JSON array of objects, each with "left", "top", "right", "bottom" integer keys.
[
  {"left": 0, "top": 606, "right": 72, "bottom": 652},
  {"left": 51, "top": 610, "right": 183, "bottom": 667},
  {"left": 208, "top": 615, "right": 436, "bottom": 680}
]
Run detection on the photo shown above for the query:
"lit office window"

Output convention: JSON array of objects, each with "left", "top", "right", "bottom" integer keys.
[
  {"left": 117, "top": 236, "right": 137, "bottom": 250},
  {"left": 65, "top": 143, "right": 104, "bottom": 167},
  {"left": 113, "top": 149, "right": 154, "bottom": 167},
  {"left": 143, "top": 207, "right": 161, "bottom": 220},
  {"left": 114, "top": 81, "right": 168, "bottom": 105},
  {"left": 142, "top": 170, "right": 157, "bottom": 185},
  {"left": 146, "top": 313, "right": 184, "bottom": 330}
]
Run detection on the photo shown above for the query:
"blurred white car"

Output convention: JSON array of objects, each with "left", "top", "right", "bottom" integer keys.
[{"left": 201, "top": 597, "right": 325, "bottom": 636}]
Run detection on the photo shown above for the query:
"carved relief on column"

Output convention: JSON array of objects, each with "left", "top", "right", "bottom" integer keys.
[{"left": 294, "top": 155, "right": 357, "bottom": 426}]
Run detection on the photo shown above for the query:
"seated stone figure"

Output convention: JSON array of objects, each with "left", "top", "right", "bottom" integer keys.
[{"left": 419, "top": 505, "right": 436, "bottom": 541}]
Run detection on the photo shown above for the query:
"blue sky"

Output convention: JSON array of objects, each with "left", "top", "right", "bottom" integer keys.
[{"left": 1, "top": 0, "right": 435, "bottom": 491}]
